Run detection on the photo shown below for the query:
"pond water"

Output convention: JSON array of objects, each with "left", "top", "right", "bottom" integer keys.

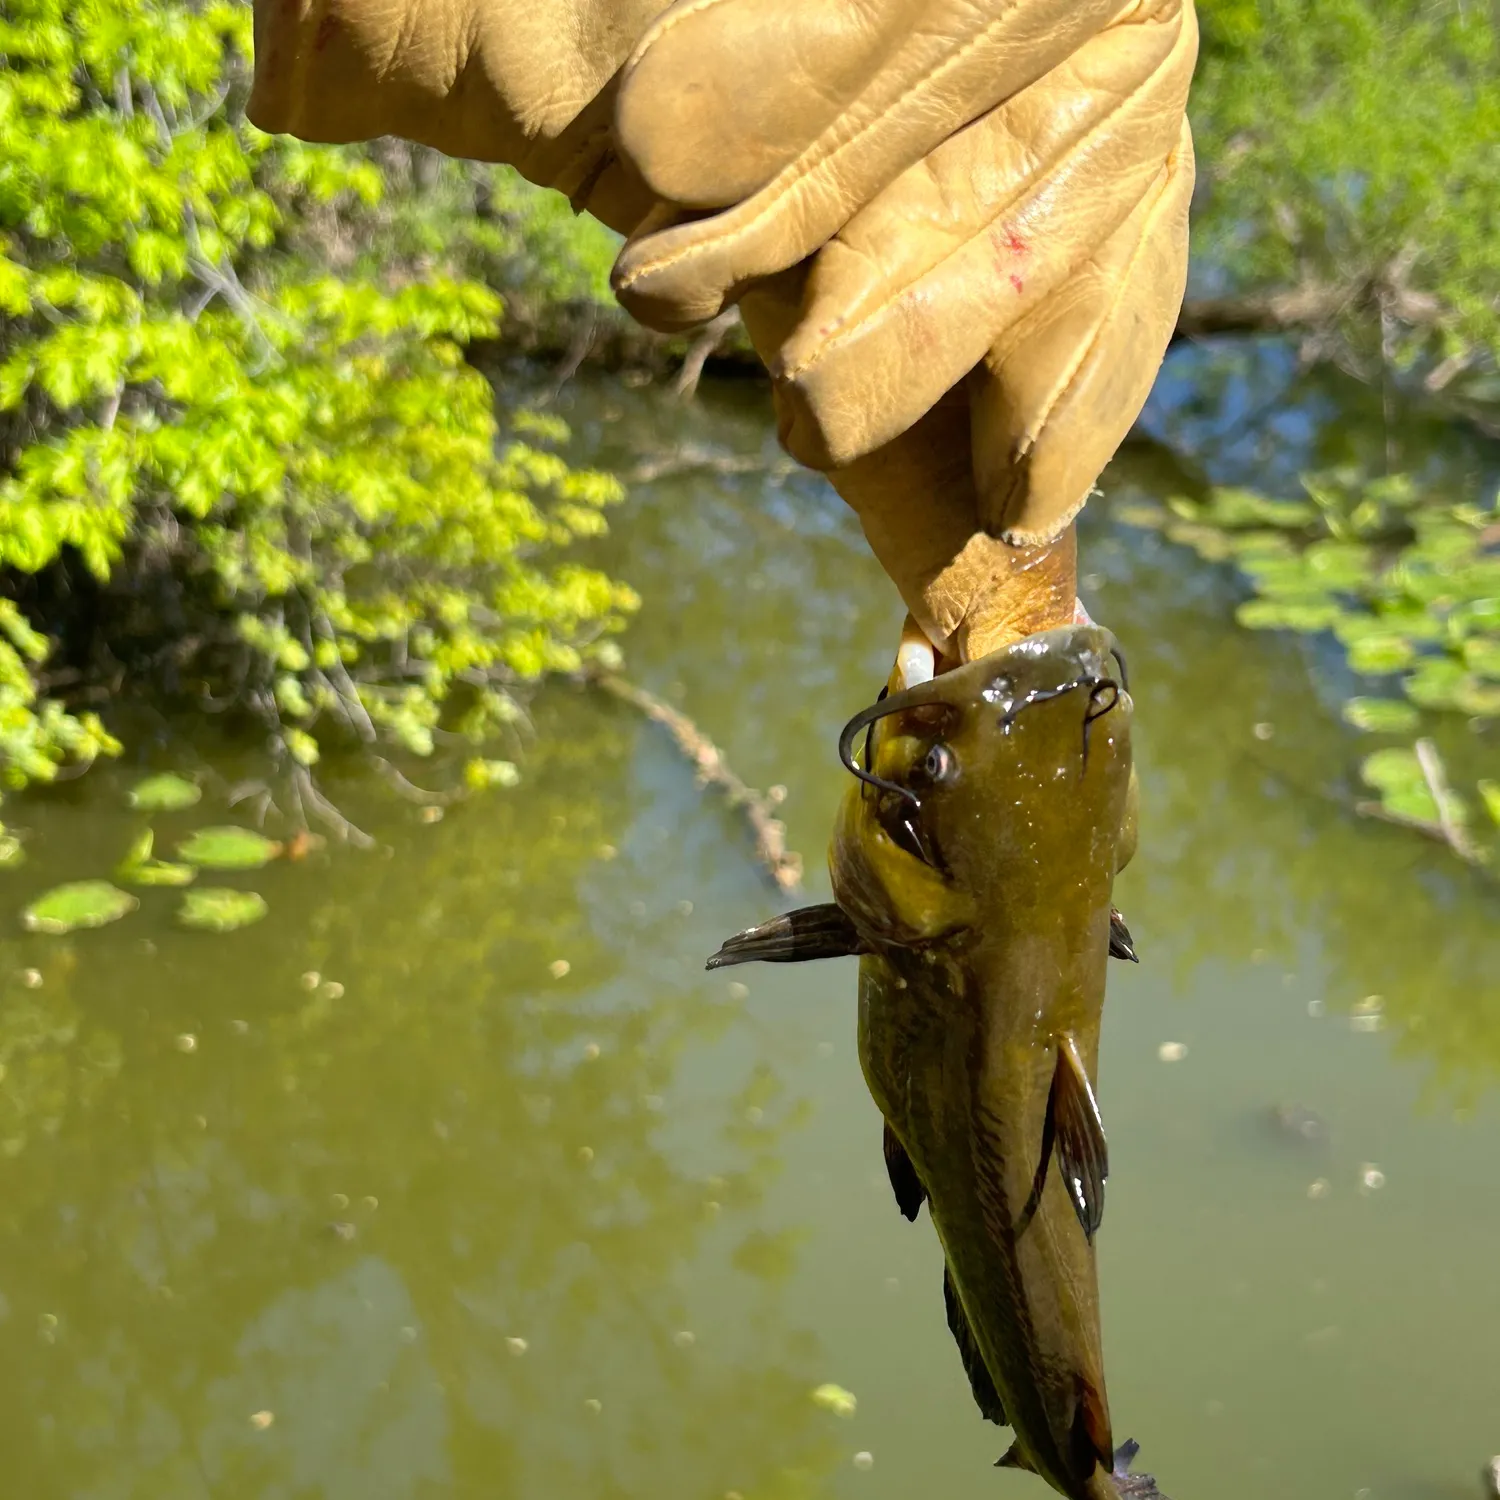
[{"left": 2, "top": 364, "right": 1498, "bottom": 1500}]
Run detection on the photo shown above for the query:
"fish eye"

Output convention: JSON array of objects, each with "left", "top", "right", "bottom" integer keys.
[{"left": 923, "top": 744, "right": 956, "bottom": 782}]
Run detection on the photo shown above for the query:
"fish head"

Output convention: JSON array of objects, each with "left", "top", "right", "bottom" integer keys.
[{"left": 831, "top": 624, "right": 1134, "bottom": 943}]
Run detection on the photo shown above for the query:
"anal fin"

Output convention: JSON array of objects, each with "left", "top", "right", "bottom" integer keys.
[
  {"left": 995, "top": 1443, "right": 1035, "bottom": 1472},
  {"left": 705, "top": 905, "right": 864, "bottom": 970},
  {"left": 1052, "top": 1036, "right": 1110, "bottom": 1242},
  {"left": 944, "top": 1266, "right": 1007, "bottom": 1427},
  {"left": 882, "top": 1120, "right": 926, "bottom": 1221}
]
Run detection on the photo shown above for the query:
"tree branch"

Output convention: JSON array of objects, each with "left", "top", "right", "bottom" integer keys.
[{"left": 586, "top": 669, "right": 803, "bottom": 891}]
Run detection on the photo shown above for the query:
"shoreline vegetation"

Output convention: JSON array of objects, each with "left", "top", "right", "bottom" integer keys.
[{"left": 1, "top": 0, "right": 1496, "bottom": 877}]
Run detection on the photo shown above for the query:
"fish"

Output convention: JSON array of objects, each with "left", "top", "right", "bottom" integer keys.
[{"left": 708, "top": 623, "right": 1163, "bottom": 1500}]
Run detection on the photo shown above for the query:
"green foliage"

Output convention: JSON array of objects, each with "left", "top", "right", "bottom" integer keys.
[
  {"left": 22, "top": 879, "right": 138, "bottom": 934},
  {"left": 1123, "top": 469, "right": 1500, "bottom": 861},
  {"left": 0, "top": 0, "right": 636, "bottom": 798},
  {"left": 1194, "top": 0, "right": 1500, "bottom": 367},
  {"left": 177, "top": 884, "right": 267, "bottom": 930}
]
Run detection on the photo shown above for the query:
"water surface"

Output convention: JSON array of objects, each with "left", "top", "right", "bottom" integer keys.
[{"left": 2, "top": 369, "right": 1497, "bottom": 1500}]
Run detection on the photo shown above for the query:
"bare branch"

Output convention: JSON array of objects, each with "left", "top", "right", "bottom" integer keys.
[{"left": 586, "top": 669, "right": 802, "bottom": 891}]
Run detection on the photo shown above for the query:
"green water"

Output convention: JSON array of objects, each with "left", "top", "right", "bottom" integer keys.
[{"left": 2, "top": 373, "right": 1498, "bottom": 1500}]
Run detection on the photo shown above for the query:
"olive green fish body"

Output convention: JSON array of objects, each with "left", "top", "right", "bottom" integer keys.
[
  {"left": 834, "top": 624, "right": 1134, "bottom": 1500},
  {"left": 707, "top": 625, "right": 1151, "bottom": 1500}
]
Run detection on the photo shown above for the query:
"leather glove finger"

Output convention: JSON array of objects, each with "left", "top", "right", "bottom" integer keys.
[
  {"left": 246, "top": 0, "right": 670, "bottom": 232},
  {"left": 971, "top": 118, "right": 1194, "bottom": 542},
  {"left": 745, "top": 267, "right": 1080, "bottom": 662},
  {"left": 767, "top": 0, "right": 1196, "bottom": 472},
  {"left": 610, "top": 0, "right": 1124, "bottom": 330}
]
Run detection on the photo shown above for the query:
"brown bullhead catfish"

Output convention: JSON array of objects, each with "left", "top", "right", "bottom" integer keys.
[{"left": 707, "top": 624, "right": 1162, "bottom": 1500}]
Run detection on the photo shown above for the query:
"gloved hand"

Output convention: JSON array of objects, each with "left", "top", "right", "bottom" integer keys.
[
  {"left": 247, "top": 0, "right": 1196, "bottom": 661},
  {"left": 617, "top": 0, "right": 1196, "bottom": 656},
  {"left": 246, "top": 0, "right": 671, "bottom": 232}
]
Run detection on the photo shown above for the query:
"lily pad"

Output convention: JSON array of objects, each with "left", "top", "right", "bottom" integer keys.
[
  {"left": 1347, "top": 635, "right": 1416, "bottom": 675},
  {"left": 1361, "top": 746, "right": 1425, "bottom": 793},
  {"left": 178, "top": 888, "right": 269, "bottom": 932},
  {"left": 1343, "top": 698, "right": 1421, "bottom": 735},
  {"left": 1236, "top": 599, "right": 1342, "bottom": 634},
  {"left": 177, "top": 826, "right": 282, "bottom": 870},
  {"left": 23, "top": 881, "right": 138, "bottom": 935},
  {"left": 1462, "top": 638, "right": 1500, "bottom": 682},
  {"left": 116, "top": 829, "right": 196, "bottom": 888},
  {"left": 127, "top": 773, "right": 202, "bottom": 812}
]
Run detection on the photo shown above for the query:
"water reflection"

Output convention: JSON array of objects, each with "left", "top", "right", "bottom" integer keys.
[
  {"left": 1, "top": 361, "right": 1497, "bottom": 1500},
  {"left": 0, "top": 700, "right": 840, "bottom": 1499}
]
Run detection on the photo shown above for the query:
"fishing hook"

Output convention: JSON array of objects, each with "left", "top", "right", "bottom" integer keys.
[{"left": 838, "top": 693, "right": 922, "bottom": 806}]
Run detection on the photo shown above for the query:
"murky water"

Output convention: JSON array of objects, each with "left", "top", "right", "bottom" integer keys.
[{"left": 2, "top": 366, "right": 1498, "bottom": 1500}]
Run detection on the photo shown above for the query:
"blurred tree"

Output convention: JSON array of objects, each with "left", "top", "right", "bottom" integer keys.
[
  {"left": 1189, "top": 0, "right": 1500, "bottom": 399},
  {"left": 0, "top": 1, "right": 636, "bottom": 813}
]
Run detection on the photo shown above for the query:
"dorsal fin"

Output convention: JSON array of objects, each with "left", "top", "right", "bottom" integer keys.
[
  {"left": 882, "top": 1120, "right": 926, "bottom": 1221},
  {"left": 944, "top": 1266, "right": 1007, "bottom": 1427}
]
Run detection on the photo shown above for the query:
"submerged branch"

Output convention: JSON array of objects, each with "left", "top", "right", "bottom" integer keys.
[{"left": 585, "top": 669, "right": 803, "bottom": 891}]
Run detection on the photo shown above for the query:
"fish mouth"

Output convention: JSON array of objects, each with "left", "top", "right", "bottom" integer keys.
[{"left": 838, "top": 623, "right": 1128, "bottom": 805}]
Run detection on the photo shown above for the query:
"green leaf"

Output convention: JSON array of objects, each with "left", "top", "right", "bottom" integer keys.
[
  {"left": 116, "top": 828, "right": 197, "bottom": 888},
  {"left": 177, "top": 826, "right": 283, "bottom": 870},
  {"left": 810, "top": 1384, "right": 858, "bottom": 1418},
  {"left": 1360, "top": 747, "right": 1426, "bottom": 793},
  {"left": 22, "top": 880, "right": 138, "bottom": 935},
  {"left": 1343, "top": 698, "right": 1421, "bottom": 735},
  {"left": 1348, "top": 635, "right": 1416, "bottom": 675},
  {"left": 1479, "top": 781, "right": 1500, "bottom": 831},
  {"left": 1236, "top": 599, "right": 1342, "bottom": 633},
  {"left": 0, "top": 832, "right": 25, "bottom": 869},
  {"left": 177, "top": 887, "right": 269, "bottom": 932},
  {"left": 127, "top": 773, "right": 202, "bottom": 812}
]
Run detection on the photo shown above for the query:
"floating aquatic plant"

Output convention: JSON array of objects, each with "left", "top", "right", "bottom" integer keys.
[
  {"left": 1121, "top": 468, "right": 1499, "bottom": 865},
  {"left": 22, "top": 881, "right": 138, "bottom": 935},
  {"left": 126, "top": 775, "right": 202, "bottom": 813},
  {"left": 177, "top": 827, "right": 283, "bottom": 871},
  {"left": 115, "top": 830, "right": 196, "bottom": 888},
  {"left": 177, "top": 888, "right": 269, "bottom": 933}
]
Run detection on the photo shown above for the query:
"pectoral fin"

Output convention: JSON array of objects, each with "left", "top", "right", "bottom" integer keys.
[
  {"left": 944, "top": 1266, "right": 1007, "bottom": 1427},
  {"left": 1109, "top": 907, "right": 1138, "bottom": 963},
  {"left": 705, "top": 905, "right": 864, "bottom": 970},
  {"left": 1052, "top": 1036, "right": 1110, "bottom": 1242},
  {"left": 882, "top": 1120, "right": 926, "bottom": 1221}
]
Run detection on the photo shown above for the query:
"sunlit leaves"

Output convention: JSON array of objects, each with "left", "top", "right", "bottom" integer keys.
[{"left": 0, "top": 0, "right": 636, "bottom": 796}]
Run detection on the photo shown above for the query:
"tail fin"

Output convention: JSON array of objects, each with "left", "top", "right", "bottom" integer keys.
[
  {"left": 1112, "top": 1440, "right": 1169, "bottom": 1500},
  {"left": 705, "top": 904, "right": 864, "bottom": 970}
]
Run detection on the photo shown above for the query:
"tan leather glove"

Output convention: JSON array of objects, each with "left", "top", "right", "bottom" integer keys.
[
  {"left": 247, "top": 0, "right": 1196, "bottom": 660},
  {"left": 246, "top": 0, "right": 671, "bottom": 233},
  {"left": 617, "top": 0, "right": 1196, "bottom": 653}
]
